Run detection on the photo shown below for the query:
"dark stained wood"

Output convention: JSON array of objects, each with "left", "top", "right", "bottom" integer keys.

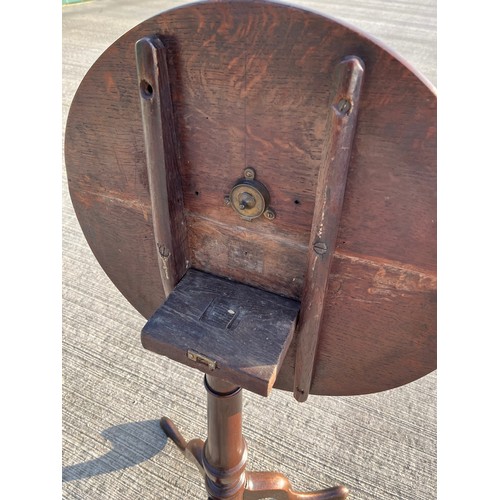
[
  {"left": 136, "top": 36, "right": 189, "bottom": 294},
  {"left": 141, "top": 268, "right": 300, "bottom": 396},
  {"left": 186, "top": 214, "right": 307, "bottom": 298},
  {"left": 293, "top": 56, "right": 364, "bottom": 402},
  {"left": 278, "top": 252, "right": 437, "bottom": 396},
  {"left": 64, "top": 0, "right": 436, "bottom": 396}
]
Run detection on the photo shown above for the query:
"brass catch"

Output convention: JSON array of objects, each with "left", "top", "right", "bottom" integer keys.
[
  {"left": 225, "top": 167, "right": 275, "bottom": 221},
  {"left": 187, "top": 350, "right": 217, "bottom": 370}
]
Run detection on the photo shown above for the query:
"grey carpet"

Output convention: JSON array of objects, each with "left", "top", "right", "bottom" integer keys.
[{"left": 62, "top": 1, "right": 436, "bottom": 498}]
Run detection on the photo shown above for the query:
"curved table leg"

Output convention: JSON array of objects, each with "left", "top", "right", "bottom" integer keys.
[
  {"left": 160, "top": 416, "right": 205, "bottom": 476},
  {"left": 244, "top": 471, "right": 349, "bottom": 500}
]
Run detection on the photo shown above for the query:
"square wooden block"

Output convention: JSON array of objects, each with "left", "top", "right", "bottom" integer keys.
[{"left": 142, "top": 269, "right": 300, "bottom": 396}]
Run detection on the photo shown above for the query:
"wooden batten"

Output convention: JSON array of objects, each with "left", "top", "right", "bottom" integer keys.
[
  {"left": 294, "top": 56, "right": 365, "bottom": 402},
  {"left": 135, "top": 36, "right": 189, "bottom": 295}
]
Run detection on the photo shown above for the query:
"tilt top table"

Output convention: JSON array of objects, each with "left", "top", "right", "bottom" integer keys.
[{"left": 64, "top": 0, "right": 436, "bottom": 498}]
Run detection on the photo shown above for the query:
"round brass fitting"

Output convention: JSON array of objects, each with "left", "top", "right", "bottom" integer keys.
[{"left": 226, "top": 168, "right": 274, "bottom": 221}]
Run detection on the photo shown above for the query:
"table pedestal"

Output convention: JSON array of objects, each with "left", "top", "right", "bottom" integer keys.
[{"left": 161, "top": 375, "right": 349, "bottom": 499}]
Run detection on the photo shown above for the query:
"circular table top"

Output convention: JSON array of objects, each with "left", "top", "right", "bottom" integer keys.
[{"left": 65, "top": 0, "right": 436, "bottom": 396}]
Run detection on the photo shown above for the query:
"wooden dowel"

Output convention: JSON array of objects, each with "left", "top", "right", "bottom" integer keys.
[{"left": 293, "top": 56, "right": 365, "bottom": 402}]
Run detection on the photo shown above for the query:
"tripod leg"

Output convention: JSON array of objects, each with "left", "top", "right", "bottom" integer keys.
[
  {"left": 244, "top": 471, "right": 349, "bottom": 500},
  {"left": 160, "top": 416, "right": 205, "bottom": 476}
]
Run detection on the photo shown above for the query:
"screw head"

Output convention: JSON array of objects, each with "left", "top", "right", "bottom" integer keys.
[
  {"left": 264, "top": 209, "right": 276, "bottom": 220},
  {"left": 244, "top": 167, "right": 256, "bottom": 180},
  {"left": 336, "top": 98, "right": 352, "bottom": 115},
  {"left": 224, "top": 195, "right": 231, "bottom": 206},
  {"left": 313, "top": 242, "right": 328, "bottom": 255}
]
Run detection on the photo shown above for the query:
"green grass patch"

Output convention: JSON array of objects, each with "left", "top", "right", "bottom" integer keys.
[{"left": 63, "top": 0, "right": 92, "bottom": 5}]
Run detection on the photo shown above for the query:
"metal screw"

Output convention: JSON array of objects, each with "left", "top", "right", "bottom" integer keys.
[
  {"left": 264, "top": 209, "right": 276, "bottom": 220},
  {"left": 313, "top": 242, "right": 327, "bottom": 255},
  {"left": 224, "top": 195, "right": 231, "bottom": 206},
  {"left": 244, "top": 167, "right": 256, "bottom": 180},
  {"left": 337, "top": 98, "right": 351, "bottom": 115}
]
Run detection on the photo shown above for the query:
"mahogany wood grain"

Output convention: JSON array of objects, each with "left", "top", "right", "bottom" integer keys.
[{"left": 64, "top": 0, "right": 436, "bottom": 396}]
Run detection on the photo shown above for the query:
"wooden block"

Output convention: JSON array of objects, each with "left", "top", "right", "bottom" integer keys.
[{"left": 141, "top": 269, "right": 300, "bottom": 396}]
